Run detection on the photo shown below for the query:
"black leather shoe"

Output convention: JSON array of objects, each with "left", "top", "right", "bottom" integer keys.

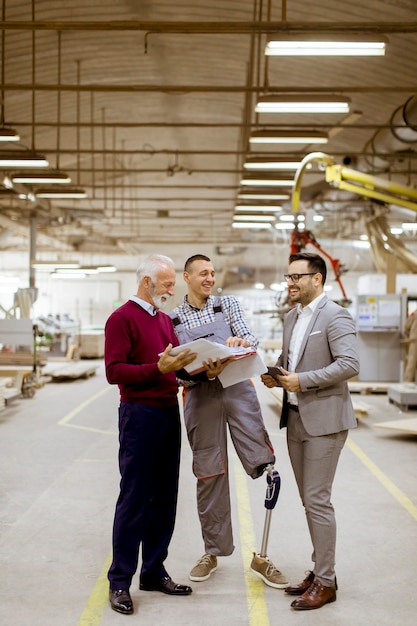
[
  {"left": 109, "top": 588, "right": 134, "bottom": 614},
  {"left": 140, "top": 575, "right": 192, "bottom": 595}
]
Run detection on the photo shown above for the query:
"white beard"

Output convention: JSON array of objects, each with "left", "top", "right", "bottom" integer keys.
[{"left": 149, "top": 285, "right": 172, "bottom": 310}]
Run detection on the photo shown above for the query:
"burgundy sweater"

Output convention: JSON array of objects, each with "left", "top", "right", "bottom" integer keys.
[{"left": 104, "top": 300, "right": 180, "bottom": 406}]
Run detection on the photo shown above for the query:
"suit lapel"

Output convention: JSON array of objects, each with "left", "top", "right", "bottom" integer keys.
[{"left": 294, "top": 296, "right": 328, "bottom": 368}]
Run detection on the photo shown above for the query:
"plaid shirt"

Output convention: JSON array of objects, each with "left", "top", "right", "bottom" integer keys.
[{"left": 173, "top": 294, "right": 259, "bottom": 349}]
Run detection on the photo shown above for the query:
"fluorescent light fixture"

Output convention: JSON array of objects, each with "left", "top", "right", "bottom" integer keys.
[
  {"left": 255, "top": 95, "right": 350, "bottom": 114},
  {"left": 250, "top": 130, "right": 328, "bottom": 144},
  {"left": 280, "top": 214, "right": 295, "bottom": 221},
  {"left": 265, "top": 34, "right": 388, "bottom": 56},
  {"left": 402, "top": 223, "right": 417, "bottom": 230},
  {"left": 390, "top": 227, "right": 403, "bottom": 235},
  {"left": 97, "top": 265, "right": 117, "bottom": 273},
  {"left": 235, "top": 204, "right": 282, "bottom": 212},
  {"left": 240, "top": 176, "right": 294, "bottom": 187},
  {"left": 55, "top": 267, "right": 98, "bottom": 275},
  {"left": 53, "top": 265, "right": 116, "bottom": 274},
  {"left": 313, "top": 214, "right": 324, "bottom": 221},
  {"left": 254, "top": 282, "right": 265, "bottom": 290},
  {"left": 275, "top": 222, "right": 295, "bottom": 230},
  {"left": 36, "top": 187, "right": 87, "bottom": 199},
  {"left": 0, "top": 127, "right": 20, "bottom": 142},
  {"left": 232, "top": 222, "right": 272, "bottom": 229},
  {"left": 12, "top": 170, "right": 71, "bottom": 184},
  {"left": 270, "top": 282, "right": 286, "bottom": 291},
  {"left": 237, "top": 192, "right": 290, "bottom": 201},
  {"left": 352, "top": 240, "right": 370, "bottom": 249},
  {"left": 244, "top": 157, "right": 301, "bottom": 170},
  {"left": 233, "top": 214, "right": 275, "bottom": 222},
  {"left": 18, "top": 192, "right": 36, "bottom": 201},
  {"left": 51, "top": 271, "right": 87, "bottom": 279},
  {"left": 0, "top": 152, "right": 49, "bottom": 168},
  {"left": 32, "top": 261, "right": 80, "bottom": 270}
]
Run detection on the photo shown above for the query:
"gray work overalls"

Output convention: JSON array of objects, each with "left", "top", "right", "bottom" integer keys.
[{"left": 171, "top": 297, "right": 275, "bottom": 556}]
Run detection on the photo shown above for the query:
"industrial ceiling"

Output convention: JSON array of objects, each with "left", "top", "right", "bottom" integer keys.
[{"left": 1, "top": 0, "right": 417, "bottom": 279}]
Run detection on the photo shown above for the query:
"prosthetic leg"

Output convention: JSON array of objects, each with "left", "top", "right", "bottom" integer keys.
[{"left": 250, "top": 465, "right": 288, "bottom": 588}]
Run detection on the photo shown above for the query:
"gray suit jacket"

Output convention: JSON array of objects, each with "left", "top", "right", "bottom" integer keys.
[{"left": 277, "top": 295, "right": 359, "bottom": 436}]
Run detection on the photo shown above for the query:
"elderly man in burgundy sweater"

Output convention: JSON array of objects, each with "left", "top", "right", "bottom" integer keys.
[{"left": 105, "top": 254, "right": 197, "bottom": 615}]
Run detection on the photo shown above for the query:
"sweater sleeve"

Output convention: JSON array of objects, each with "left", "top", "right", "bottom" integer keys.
[{"left": 105, "top": 308, "right": 164, "bottom": 385}]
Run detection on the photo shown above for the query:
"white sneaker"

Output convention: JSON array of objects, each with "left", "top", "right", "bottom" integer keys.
[{"left": 189, "top": 554, "right": 218, "bottom": 582}]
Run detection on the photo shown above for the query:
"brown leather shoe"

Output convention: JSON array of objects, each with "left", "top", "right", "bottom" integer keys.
[
  {"left": 285, "top": 570, "right": 315, "bottom": 595},
  {"left": 290, "top": 578, "right": 336, "bottom": 610}
]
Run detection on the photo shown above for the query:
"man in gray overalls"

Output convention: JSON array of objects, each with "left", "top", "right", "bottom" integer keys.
[{"left": 170, "top": 254, "right": 288, "bottom": 589}]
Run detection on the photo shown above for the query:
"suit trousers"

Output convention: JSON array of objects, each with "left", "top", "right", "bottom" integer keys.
[
  {"left": 108, "top": 401, "right": 181, "bottom": 589},
  {"left": 286, "top": 406, "right": 347, "bottom": 586}
]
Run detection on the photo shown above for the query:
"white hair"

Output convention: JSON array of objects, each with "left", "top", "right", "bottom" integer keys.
[{"left": 136, "top": 254, "right": 175, "bottom": 283}]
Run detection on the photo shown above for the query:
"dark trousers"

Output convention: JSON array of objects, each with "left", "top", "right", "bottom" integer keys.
[{"left": 108, "top": 401, "right": 181, "bottom": 589}]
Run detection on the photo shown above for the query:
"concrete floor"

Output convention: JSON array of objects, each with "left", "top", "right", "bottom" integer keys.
[{"left": 0, "top": 361, "right": 416, "bottom": 626}]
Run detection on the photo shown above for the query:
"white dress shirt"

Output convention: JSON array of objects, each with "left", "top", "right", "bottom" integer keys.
[{"left": 287, "top": 292, "right": 325, "bottom": 405}]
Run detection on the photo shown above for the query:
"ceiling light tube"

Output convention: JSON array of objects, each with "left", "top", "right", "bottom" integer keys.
[
  {"left": 233, "top": 214, "right": 276, "bottom": 222},
  {"left": 32, "top": 262, "right": 80, "bottom": 269},
  {"left": 237, "top": 192, "right": 290, "bottom": 201},
  {"left": 255, "top": 95, "right": 350, "bottom": 114},
  {"left": 244, "top": 157, "right": 301, "bottom": 170},
  {"left": 235, "top": 204, "right": 282, "bottom": 212},
  {"left": 275, "top": 223, "right": 295, "bottom": 230},
  {"left": 0, "top": 127, "right": 21, "bottom": 142},
  {"left": 0, "top": 152, "right": 49, "bottom": 168},
  {"left": 12, "top": 170, "right": 72, "bottom": 184},
  {"left": 265, "top": 34, "right": 388, "bottom": 56},
  {"left": 240, "top": 176, "right": 294, "bottom": 187},
  {"left": 249, "top": 130, "right": 328, "bottom": 144},
  {"left": 232, "top": 222, "right": 272, "bottom": 229},
  {"left": 36, "top": 187, "right": 87, "bottom": 199},
  {"left": 97, "top": 265, "right": 117, "bottom": 273}
]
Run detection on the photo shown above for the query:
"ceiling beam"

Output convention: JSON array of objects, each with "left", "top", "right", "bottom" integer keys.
[
  {"left": 0, "top": 20, "right": 416, "bottom": 34},
  {"left": 3, "top": 84, "right": 416, "bottom": 93}
]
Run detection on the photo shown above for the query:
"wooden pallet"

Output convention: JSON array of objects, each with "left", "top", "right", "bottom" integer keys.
[
  {"left": 42, "top": 361, "right": 98, "bottom": 380},
  {"left": 348, "top": 381, "right": 390, "bottom": 395}
]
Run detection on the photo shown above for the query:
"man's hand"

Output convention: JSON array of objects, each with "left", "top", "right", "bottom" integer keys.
[
  {"left": 261, "top": 373, "right": 278, "bottom": 388},
  {"left": 158, "top": 343, "right": 197, "bottom": 374},
  {"left": 202, "top": 357, "right": 232, "bottom": 379},
  {"left": 279, "top": 371, "right": 301, "bottom": 393},
  {"left": 225, "top": 336, "right": 250, "bottom": 348}
]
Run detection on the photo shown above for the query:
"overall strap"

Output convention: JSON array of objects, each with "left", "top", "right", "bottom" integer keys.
[{"left": 213, "top": 295, "right": 223, "bottom": 317}]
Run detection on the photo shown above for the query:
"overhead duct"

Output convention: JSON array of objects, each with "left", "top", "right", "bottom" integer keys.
[{"left": 363, "top": 95, "right": 417, "bottom": 172}]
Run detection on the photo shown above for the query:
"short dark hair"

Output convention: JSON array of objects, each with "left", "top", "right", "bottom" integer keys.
[
  {"left": 288, "top": 252, "right": 327, "bottom": 285},
  {"left": 184, "top": 254, "right": 211, "bottom": 273}
]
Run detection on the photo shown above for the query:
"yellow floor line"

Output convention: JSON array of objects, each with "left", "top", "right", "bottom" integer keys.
[
  {"left": 77, "top": 551, "right": 112, "bottom": 625},
  {"left": 347, "top": 437, "right": 417, "bottom": 522},
  {"left": 57, "top": 386, "right": 111, "bottom": 427},
  {"left": 234, "top": 462, "right": 270, "bottom": 626}
]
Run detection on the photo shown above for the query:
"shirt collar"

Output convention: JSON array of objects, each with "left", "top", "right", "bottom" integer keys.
[
  {"left": 183, "top": 294, "right": 213, "bottom": 311},
  {"left": 297, "top": 292, "right": 326, "bottom": 316},
  {"left": 129, "top": 294, "right": 158, "bottom": 316}
]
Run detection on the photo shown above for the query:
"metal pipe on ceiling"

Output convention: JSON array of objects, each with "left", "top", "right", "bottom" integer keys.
[{"left": 363, "top": 95, "right": 417, "bottom": 172}]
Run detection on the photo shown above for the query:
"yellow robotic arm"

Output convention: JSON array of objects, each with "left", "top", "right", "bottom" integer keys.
[{"left": 292, "top": 152, "right": 417, "bottom": 212}]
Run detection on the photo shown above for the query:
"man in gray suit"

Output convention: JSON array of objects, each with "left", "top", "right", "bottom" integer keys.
[{"left": 262, "top": 252, "right": 359, "bottom": 610}]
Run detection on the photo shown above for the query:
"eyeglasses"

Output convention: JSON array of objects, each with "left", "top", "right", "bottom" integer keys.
[{"left": 284, "top": 273, "right": 316, "bottom": 283}]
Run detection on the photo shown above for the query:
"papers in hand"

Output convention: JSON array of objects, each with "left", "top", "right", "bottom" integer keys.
[{"left": 170, "top": 338, "right": 267, "bottom": 388}]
